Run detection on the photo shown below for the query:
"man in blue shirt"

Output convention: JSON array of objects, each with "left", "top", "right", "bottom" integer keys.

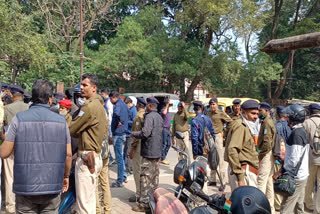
[
  {"left": 110, "top": 90, "right": 129, "bottom": 187},
  {"left": 191, "top": 101, "right": 216, "bottom": 159},
  {"left": 124, "top": 96, "right": 137, "bottom": 174}
]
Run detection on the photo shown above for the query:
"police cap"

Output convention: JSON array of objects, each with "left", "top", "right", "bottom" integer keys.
[
  {"left": 259, "top": 102, "right": 271, "bottom": 110},
  {"left": 193, "top": 101, "right": 203, "bottom": 108},
  {"left": 178, "top": 102, "right": 183, "bottom": 107},
  {"left": 233, "top": 99, "right": 241, "bottom": 105},
  {"left": 59, "top": 99, "right": 72, "bottom": 109},
  {"left": 241, "top": 100, "right": 259, "bottom": 110},
  {"left": 137, "top": 97, "right": 147, "bottom": 106},
  {"left": 209, "top": 97, "right": 218, "bottom": 104},
  {"left": 309, "top": 103, "right": 320, "bottom": 110},
  {"left": 276, "top": 105, "right": 285, "bottom": 113},
  {"left": 146, "top": 97, "right": 159, "bottom": 105},
  {"left": 9, "top": 85, "right": 24, "bottom": 94},
  {"left": 1, "top": 82, "right": 8, "bottom": 89}
]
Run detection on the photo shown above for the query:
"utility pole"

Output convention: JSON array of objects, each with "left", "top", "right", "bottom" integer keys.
[{"left": 80, "top": 0, "right": 84, "bottom": 81}]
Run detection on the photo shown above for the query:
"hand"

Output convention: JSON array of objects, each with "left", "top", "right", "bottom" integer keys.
[
  {"left": 238, "top": 180, "right": 245, "bottom": 187},
  {"left": 273, "top": 171, "right": 282, "bottom": 180},
  {"left": 62, "top": 177, "right": 69, "bottom": 193},
  {"left": 171, "top": 138, "right": 175, "bottom": 145},
  {"left": 108, "top": 137, "right": 113, "bottom": 145},
  {"left": 181, "top": 102, "right": 185, "bottom": 108},
  {"left": 129, "top": 149, "right": 134, "bottom": 160},
  {"left": 117, "top": 122, "right": 123, "bottom": 127}
]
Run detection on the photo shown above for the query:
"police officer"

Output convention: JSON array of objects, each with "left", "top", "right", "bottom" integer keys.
[
  {"left": 3, "top": 85, "right": 29, "bottom": 214},
  {"left": 257, "top": 102, "right": 276, "bottom": 213},
  {"left": 131, "top": 97, "right": 163, "bottom": 212},
  {"left": 229, "top": 99, "right": 242, "bottom": 120},
  {"left": 191, "top": 101, "right": 216, "bottom": 159},
  {"left": 128, "top": 97, "right": 146, "bottom": 203},
  {"left": 207, "top": 97, "right": 232, "bottom": 186},
  {"left": 172, "top": 101, "right": 192, "bottom": 161},
  {"left": 225, "top": 100, "right": 260, "bottom": 191},
  {"left": 69, "top": 73, "right": 107, "bottom": 214},
  {"left": 303, "top": 103, "right": 320, "bottom": 213}
]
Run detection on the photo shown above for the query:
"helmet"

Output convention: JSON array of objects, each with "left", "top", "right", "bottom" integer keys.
[
  {"left": 185, "top": 161, "right": 207, "bottom": 190},
  {"left": 230, "top": 186, "right": 271, "bottom": 214},
  {"left": 283, "top": 104, "right": 306, "bottom": 126},
  {"left": 73, "top": 83, "right": 81, "bottom": 95},
  {"left": 73, "top": 83, "right": 83, "bottom": 107}
]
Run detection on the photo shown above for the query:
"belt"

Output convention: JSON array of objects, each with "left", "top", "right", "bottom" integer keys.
[
  {"left": 78, "top": 150, "right": 100, "bottom": 158},
  {"left": 241, "top": 164, "right": 258, "bottom": 175}
]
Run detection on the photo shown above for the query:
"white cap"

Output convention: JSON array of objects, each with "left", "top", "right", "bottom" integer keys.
[{"left": 129, "top": 96, "right": 137, "bottom": 106}]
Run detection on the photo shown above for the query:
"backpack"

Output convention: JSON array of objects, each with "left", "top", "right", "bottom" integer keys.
[
  {"left": 310, "top": 118, "right": 320, "bottom": 155},
  {"left": 273, "top": 134, "right": 286, "bottom": 161}
]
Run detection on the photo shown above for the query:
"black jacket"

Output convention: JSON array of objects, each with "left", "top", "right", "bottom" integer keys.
[{"left": 131, "top": 110, "right": 163, "bottom": 158}]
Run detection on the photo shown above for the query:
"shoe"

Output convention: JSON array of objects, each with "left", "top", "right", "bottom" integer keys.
[
  {"left": 111, "top": 182, "right": 123, "bottom": 188},
  {"left": 160, "top": 159, "right": 169, "bottom": 165},
  {"left": 132, "top": 205, "right": 146, "bottom": 212},
  {"left": 208, "top": 181, "right": 217, "bottom": 186},
  {"left": 124, "top": 178, "right": 128, "bottom": 183},
  {"left": 128, "top": 195, "right": 137, "bottom": 202}
]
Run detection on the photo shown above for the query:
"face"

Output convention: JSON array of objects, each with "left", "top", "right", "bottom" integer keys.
[
  {"left": 80, "top": 78, "right": 97, "bottom": 99},
  {"left": 259, "top": 108, "right": 269, "bottom": 117},
  {"left": 178, "top": 106, "right": 183, "bottom": 113},
  {"left": 126, "top": 102, "right": 133, "bottom": 108},
  {"left": 59, "top": 106, "right": 67, "bottom": 111},
  {"left": 233, "top": 104, "right": 241, "bottom": 114},
  {"left": 101, "top": 92, "right": 108, "bottom": 99},
  {"left": 243, "top": 109, "right": 259, "bottom": 122},
  {"left": 146, "top": 104, "right": 152, "bottom": 112},
  {"left": 110, "top": 96, "right": 118, "bottom": 104},
  {"left": 210, "top": 102, "right": 218, "bottom": 112}
]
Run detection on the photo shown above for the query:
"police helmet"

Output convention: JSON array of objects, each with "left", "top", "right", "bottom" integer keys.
[
  {"left": 283, "top": 104, "right": 306, "bottom": 126},
  {"left": 230, "top": 186, "right": 271, "bottom": 214}
]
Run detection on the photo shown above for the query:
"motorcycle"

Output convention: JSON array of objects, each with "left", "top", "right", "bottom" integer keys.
[{"left": 148, "top": 145, "right": 271, "bottom": 214}]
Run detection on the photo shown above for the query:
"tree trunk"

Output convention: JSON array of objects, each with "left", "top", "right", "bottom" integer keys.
[
  {"left": 184, "top": 76, "right": 201, "bottom": 103},
  {"left": 270, "top": 0, "right": 283, "bottom": 40}
]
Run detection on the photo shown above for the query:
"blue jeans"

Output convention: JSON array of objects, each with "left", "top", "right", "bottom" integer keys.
[
  {"left": 114, "top": 135, "right": 127, "bottom": 184},
  {"left": 161, "top": 129, "right": 171, "bottom": 161}
]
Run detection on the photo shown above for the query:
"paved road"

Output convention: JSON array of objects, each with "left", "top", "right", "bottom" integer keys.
[{"left": 108, "top": 146, "right": 312, "bottom": 214}]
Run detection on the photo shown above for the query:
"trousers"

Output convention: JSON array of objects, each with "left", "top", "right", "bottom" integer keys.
[
  {"left": 3, "top": 153, "right": 15, "bottom": 213},
  {"left": 304, "top": 164, "right": 320, "bottom": 213},
  {"left": 74, "top": 153, "right": 102, "bottom": 214},
  {"left": 257, "top": 151, "right": 275, "bottom": 213},
  {"left": 175, "top": 131, "right": 192, "bottom": 162},
  {"left": 139, "top": 157, "right": 160, "bottom": 207},
  {"left": 274, "top": 162, "right": 283, "bottom": 211},
  {"left": 132, "top": 142, "right": 141, "bottom": 199},
  {"left": 210, "top": 133, "right": 228, "bottom": 185},
  {"left": 229, "top": 165, "right": 257, "bottom": 192},
  {"left": 96, "top": 158, "right": 112, "bottom": 214},
  {"left": 280, "top": 178, "right": 307, "bottom": 214},
  {"left": 16, "top": 194, "right": 60, "bottom": 214}
]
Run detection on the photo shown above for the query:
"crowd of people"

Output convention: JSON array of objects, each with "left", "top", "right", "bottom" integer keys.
[{"left": 0, "top": 73, "right": 318, "bottom": 214}]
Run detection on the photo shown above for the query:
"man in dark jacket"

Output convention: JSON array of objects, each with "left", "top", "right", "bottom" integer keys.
[
  {"left": 110, "top": 90, "right": 129, "bottom": 187},
  {"left": 131, "top": 97, "right": 163, "bottom": 212},
  {"left": 0, "top": 79, "right": 72, "bottom": 214}
]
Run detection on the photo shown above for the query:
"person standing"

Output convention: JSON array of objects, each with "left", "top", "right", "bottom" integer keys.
[
  {"left": 64, "top": 88, "right": 78, "bottom": 116},
  {"left": 69, "top": 73, "right": 106, "bottom": 213},
  {"left": 172, "top": 102, "right": 192, "bottom": 161},
  {"left": 191, "top": 101, "right": 216, "bottom": 159},
  {"left": 207, "top": 97, "right": 232, "bottom": 186},
  {"left": 273, "top": 105, "right": 291, "bottom": 211},
  {"left": 273, "top": 104, "right": 309, "bottom": 214},
  {"left": 128, "top": 97, "right": 146, "bottom": 203},
  {"left": 0, "top": 79, "right": 72, "bottom": 214},
  {"left": 124, "top": 96, "right": 137, "bottom": 174},
  {"left": 229, "top": 99, "right": 242, "bottom": 120},
  {"left": 3, "top": 85, "right": 29, "bottom": 214},
  {"left": 160, "top": 98, "right": 171, "bottom": 165},
  {"left": 109, "top": 90, "right": 129, "bottom": 187},
  {"left": 131, "top": 97, "right": 163, "bottom": 212},
  {"left": 225, "top": 100, "right": 260, "bottom": 191},
  {"left": 58, "top": 99, "right": 73, "bottom": 126},
  {"left": 257, "top": 102, "right": 276, "bottom": 213},
  {"left": 303, "top": 103, "right": 320, "bottom": 213},
  {"left": 96, "top": 95, "right": 112, "bottom": 214}
]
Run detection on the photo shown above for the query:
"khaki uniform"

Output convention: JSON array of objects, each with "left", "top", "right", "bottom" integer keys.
[
  {"left": 65, "top": 113, "right": 72, "bottom": 126},
  {"left": 225, "top": 118, "right": 259, "bottom": 191},
  {"left": 257, "top": 116, "right": 276, "bottom": 213},
  {"left": 3, "top": 100, "right": 29, "bottom": 213},
  {"left": 207, "top": 110, "right": 232, "bottom": 184},
  {"left": 70, "top": 95, "right": 107, "bottom": 214},
  {"left": 172, "top": 108, "right": 192, "bottom": 161},
  {"left": 229, "top": 112, "right": 241, "bottom": 120},
  {"left": 131, "top": 108, "right": 145, "bottom": 200}
]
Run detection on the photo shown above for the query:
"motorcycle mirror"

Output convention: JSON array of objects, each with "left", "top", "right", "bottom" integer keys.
[{"left": 207, "top": 144, "right": 219, "bottom": 171}]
